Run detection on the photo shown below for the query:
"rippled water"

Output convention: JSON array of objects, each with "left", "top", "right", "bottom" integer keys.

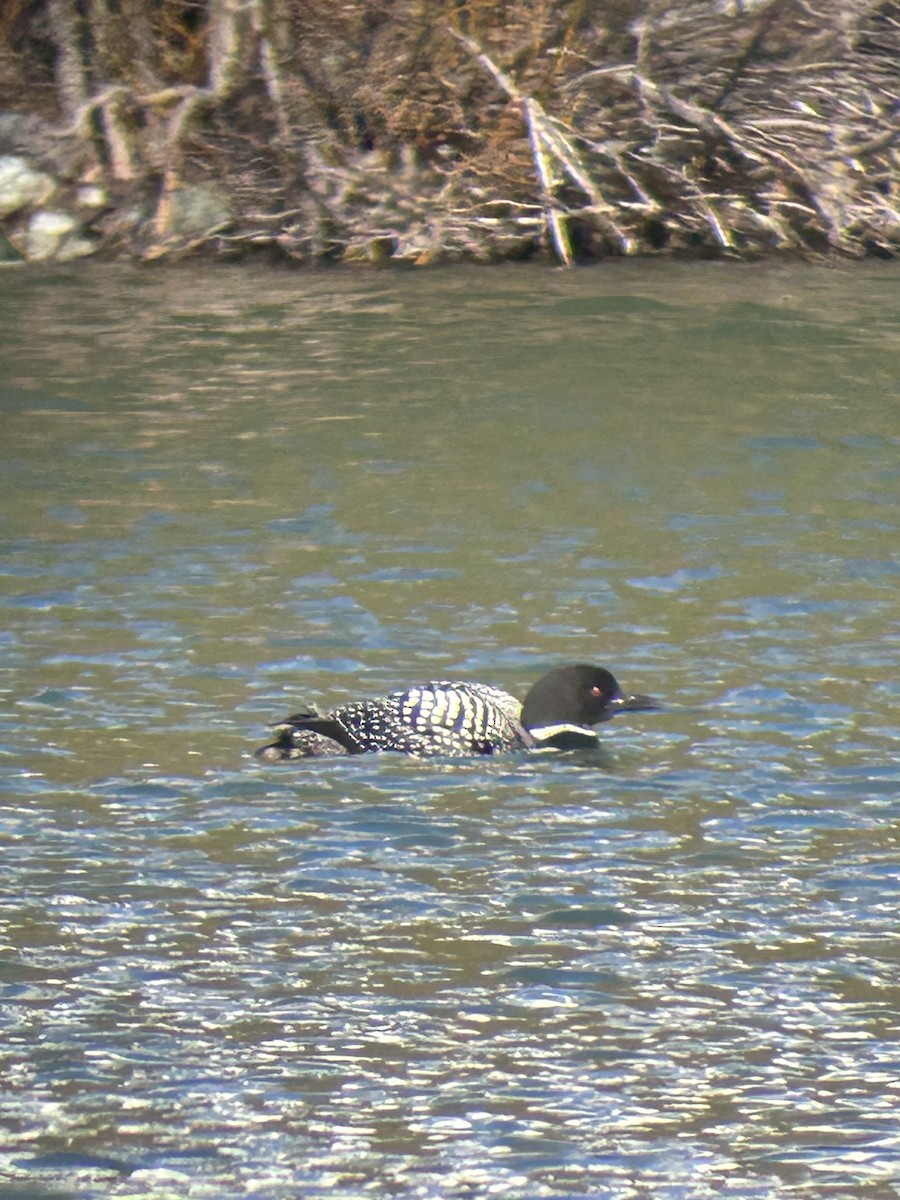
[{"left": 1, "top": 261, "right": 899, "bottom": 1199}]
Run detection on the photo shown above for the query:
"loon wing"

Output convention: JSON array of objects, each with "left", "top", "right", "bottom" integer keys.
[
  {"left": 279, "top": 712, "right": 364, "bottom": 753},
  {"left": 254, "top": 707, "right": 364, "bottom": 758}
]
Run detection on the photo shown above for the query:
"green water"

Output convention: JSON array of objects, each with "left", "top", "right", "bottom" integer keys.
[{"left": 1, "top": 259, "right": 899, "bottom": 1199}]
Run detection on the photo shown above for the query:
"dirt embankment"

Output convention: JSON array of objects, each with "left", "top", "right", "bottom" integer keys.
[{"left": 0, "top": 1, "right": 897, "bottom": 266}]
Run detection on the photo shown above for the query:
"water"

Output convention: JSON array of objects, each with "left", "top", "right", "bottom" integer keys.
[{"left": 1, "top": 260, "right": 899, "bottom": 1199}]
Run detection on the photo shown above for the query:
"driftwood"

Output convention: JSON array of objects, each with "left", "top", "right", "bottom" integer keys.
[{"left": 0, "top": 0, "right": 896, "bottom": 263}]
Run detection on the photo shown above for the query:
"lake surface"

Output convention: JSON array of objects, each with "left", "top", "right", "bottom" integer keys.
[{"left": 1, "top": 259, "right": 899, "bottom": 1200}]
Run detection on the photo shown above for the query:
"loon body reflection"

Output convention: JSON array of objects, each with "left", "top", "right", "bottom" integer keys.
[{"left": 255, "top": 664, "right": 659, "bottom": 760}]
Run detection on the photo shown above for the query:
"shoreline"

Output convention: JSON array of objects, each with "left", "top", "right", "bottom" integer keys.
[{"left": 1, "top": 3, "right": 897, "bottom": 269}]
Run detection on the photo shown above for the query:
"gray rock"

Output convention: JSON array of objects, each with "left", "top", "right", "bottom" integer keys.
[
  {"left": 25, "top": 209, "right": 95, "bottom": 261},
  {"left": 0, "top": 155, "right": 55, "bottom": 217},
  {"left": 77, "top": 184, "right": 107, "bottom": 209},
  {"left": 54, "top": 232, "right": 97, "bottom": 261},
  {"left": 0, "top": 227, "right": 23, "bottom": 263},
  {"left": 0, "top": 113, "right": 35, "bottom": 154},
  {"left": 158, "top": 185, "right": 232, "bottom": 239},
  {"left": 0, "top": 112, "right": 87, "bottom": 176}
]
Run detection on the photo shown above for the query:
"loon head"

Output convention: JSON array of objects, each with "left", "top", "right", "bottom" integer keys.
[{"left": 521, "top": 664, "right": 660, "bottom": 749}]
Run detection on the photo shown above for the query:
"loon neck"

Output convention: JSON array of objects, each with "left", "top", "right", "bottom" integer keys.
[{"left": 526, "top": 723, "right": 600, "bottom": 750}]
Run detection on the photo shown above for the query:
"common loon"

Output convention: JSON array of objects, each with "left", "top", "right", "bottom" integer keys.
[{"left": 254, "top": 664, "right": 659, "bottom": 760}]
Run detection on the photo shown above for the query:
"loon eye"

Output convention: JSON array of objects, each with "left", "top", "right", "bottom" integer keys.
[{"left": 590, "top": 685, "right": 603, "bottom": 697}]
